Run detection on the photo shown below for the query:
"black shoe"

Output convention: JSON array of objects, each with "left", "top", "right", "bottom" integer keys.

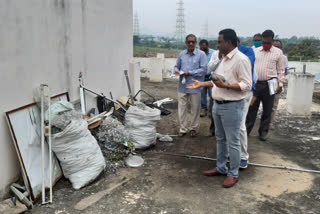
[{"left": 259, "top": 134, "right": 267, "bottom": 141}]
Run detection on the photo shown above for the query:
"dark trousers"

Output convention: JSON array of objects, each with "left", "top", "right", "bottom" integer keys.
[
  {"left": 210, "top": 98, "right": 215, "bottom": 136},
  {"left": 246, "top": 81, "right": 275, "bottom": 136}
]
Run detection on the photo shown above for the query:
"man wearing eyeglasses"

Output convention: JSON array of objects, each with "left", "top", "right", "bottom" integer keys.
[
  {"left": 174, "top": 34, "right": 207, "bottom": 137},
  {"left": 246, "top": 30, "right": 285, "bottom": 141}
]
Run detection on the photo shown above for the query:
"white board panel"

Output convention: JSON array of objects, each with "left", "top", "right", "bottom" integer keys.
[{"left": 6, "top": 93, "right": 68, "bottom": 201}]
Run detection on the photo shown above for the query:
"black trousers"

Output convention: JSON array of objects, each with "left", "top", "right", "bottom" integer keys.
[
  {"left": 246, "top": 81, "right": 275, "bottom": 136},
  {"left": 209, "top": 98, "right": 215, "bottom": 136}
]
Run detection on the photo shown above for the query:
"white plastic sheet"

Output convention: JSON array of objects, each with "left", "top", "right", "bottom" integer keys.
[{"left": 52, "top": 119, "right": 106, "bottom": 190}]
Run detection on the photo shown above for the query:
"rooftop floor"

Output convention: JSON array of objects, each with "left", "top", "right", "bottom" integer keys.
[{"left": 29, "top": 78, "right": 320, "bottom": 214}]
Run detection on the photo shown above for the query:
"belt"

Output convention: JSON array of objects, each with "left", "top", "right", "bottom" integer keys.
[
  {"left": 257, "top": 78, "right": 277, "bottom": 83},
  {"left": 257, "top": 80, "right": 268, "bottom": 83},
  {"left": 215, "top": 100, "right": 241, "bottom": 104}
]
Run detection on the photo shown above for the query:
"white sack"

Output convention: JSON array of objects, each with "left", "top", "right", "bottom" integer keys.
[
  {"left": 125, "top": 104, "right": 161, "bottom": 149},
  {"left": 52, "top": 119, "right": 105, "bottom": 189}
]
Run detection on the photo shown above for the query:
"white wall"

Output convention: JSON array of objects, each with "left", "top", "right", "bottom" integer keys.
[
  {"left": 0, "top": 0, "right": 133, "bottom": 199},
  {"left": 134, "top": 57, "right": 177, "bottom": 79},
  {"left": 134, "top": 58, "right": 320, "bottom": 79},
  {"left": 288, "top": 61, "right": 320, "bottom": 75}
]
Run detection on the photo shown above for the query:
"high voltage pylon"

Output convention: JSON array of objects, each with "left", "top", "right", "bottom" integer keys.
[
  {"left": 175, "top": 0, "right": 186, "bottom": 43},
  {"left": 134, "top": 11, "right": 140, "bottom": 36},
  {"left": 201, "top": 19, "right": 208, "bottom": 39}
]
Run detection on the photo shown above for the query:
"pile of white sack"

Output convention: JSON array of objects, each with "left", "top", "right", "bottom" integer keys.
[{"left": 49, "top": 101, "right": 105, "bottom": 190}]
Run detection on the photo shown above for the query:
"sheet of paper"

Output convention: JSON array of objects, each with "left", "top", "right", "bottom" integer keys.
[{"left": 268, "top": 78, "right": 278, "bottom": 95}]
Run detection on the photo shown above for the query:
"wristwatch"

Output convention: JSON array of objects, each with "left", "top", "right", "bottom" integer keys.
[{"left": 226, "top": 84, "right": 230, "bottom": 90}]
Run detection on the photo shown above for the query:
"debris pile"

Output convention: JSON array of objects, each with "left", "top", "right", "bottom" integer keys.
[
  {"left": 51, "top": 110, "right": 83, "bottom": 133},
  {"left": 91, "top": 117, "right": 133, "bottom": 173}
]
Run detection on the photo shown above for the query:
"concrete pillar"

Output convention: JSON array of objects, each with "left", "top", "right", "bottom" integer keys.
[
  {"left": 149, "top": 57, "right": 164, "bottom": 82},
  {"left": 287, "top": 72, "right": 315, "bottom": 115},
  {"left": 157, "top": 53, "right": 165, "bottom": 59},
  {"left": 129, "top": 60, "right": 141, "bottom": 101}
]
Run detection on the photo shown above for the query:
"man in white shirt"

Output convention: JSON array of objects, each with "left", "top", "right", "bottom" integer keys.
[
  {"left": 187, "top": 29, "right": 252, "bottom": 188},
  {"left": 207, "top": 50, "right": 223, "bottom": 136}
]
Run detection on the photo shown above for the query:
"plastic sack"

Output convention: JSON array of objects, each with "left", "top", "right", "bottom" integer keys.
[
  {"left": 45, "top": 100, "right": 74, "bottom": 121},
  {"left": 156, "top": 133, "right": 173, "bottom": 142},
  {"left": 125, "top": 103, "right": 161, "bottom": 149},
  {"left": 52, "top": 119, "right": 106, "bottom": 189}
]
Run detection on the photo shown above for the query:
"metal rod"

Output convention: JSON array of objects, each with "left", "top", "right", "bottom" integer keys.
[
  {"left": 47, "top": 86, "right": 52, "bottom": 203},
  {"left": 155, "top": 152, "right": 320, "bottom": 174},
  {"left": 40, "top": 84, "right": 45, "bottom": 204},
  {"left": 124, "top": 70, "right": 135, "bottom": 106},
  {"left": 79, "top": 72, "right": 86, "bottom": 115},
  {"left": 82, "top": 86, "right": 127, "bottom": 112}
]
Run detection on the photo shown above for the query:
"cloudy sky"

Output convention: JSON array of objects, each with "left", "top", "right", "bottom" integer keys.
[{"left": 133, "top": 0, "right": 320, "bottom": 38}]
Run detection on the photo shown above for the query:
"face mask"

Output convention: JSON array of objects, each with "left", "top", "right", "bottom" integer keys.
[
  {"left": 202, "top": 48, "right": 208, "bottom": 53},
  {"left": 262, "top": 43, "right": 272, "bottom": 50},
  {"left": 253, "top": 41, "right": 262, "bottom": 47}
]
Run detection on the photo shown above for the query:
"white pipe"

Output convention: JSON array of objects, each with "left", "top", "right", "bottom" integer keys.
[
  {"left": 40, "top": 84, "right": 45, "bottom": 204},
  {"left": 79, "top": 72, "right": 86, "bottom": 115},
  {"left": 80, "top": 86, "right": 86, "bottom": 115},
  {"left": 47, "top": 86, "right": 52, "bottom": 203}
]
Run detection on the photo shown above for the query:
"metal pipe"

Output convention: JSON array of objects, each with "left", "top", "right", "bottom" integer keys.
[
  {"left": 82, "top": 86, "right": 127, "bottom": 112},
  {"left": 156, "top": 152, "right": 320, "bottom": 174},
  {"left": 47, "top": 86, "right": 52, "bottom": 203},
  {"left": 124, "top": 70, "right": 135, "bottom": 106},
  {"left": 79, "top": 73, "right": 86, "bottom": 115},
  {"left": 40, "top": 84, "right": 46, "bottom": 204}
]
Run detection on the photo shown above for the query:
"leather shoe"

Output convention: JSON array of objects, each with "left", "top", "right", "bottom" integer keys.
[
  {"left": 203, "top": 168, "right": 226, "bottom": 176},
  {"left": 259, "top": 134, "right": 267, "bottom": 141},
  {"left": 222, "top": 176, "right": 239, "bottom": 188}
]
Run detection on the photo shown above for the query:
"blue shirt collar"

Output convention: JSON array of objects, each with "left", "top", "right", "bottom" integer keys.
[{"left": 184, "top": 48, "right": 198, "bottom": 55}]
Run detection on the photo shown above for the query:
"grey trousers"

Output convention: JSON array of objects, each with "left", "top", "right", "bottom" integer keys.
[{"left": 178, "top": 92, "right": 201, "bottom": 133}]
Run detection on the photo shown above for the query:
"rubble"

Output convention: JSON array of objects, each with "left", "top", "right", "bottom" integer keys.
[{"left": 91, "top": 116, "right": 133, "bottom": 173}]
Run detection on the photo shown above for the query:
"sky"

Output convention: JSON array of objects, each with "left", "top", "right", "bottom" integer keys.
[{"left": 133, "top": 0, "right": 320, "bottom": 38}]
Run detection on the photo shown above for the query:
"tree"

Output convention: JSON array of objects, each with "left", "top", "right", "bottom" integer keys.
[
  {"left": 133, "top": 35, "right": 140, "bottom": 45},
  {"left": 288, "top": 39, "right": 320, "bottom": 60}
]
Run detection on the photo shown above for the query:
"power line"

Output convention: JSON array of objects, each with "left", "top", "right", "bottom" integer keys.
[
  {"left": 175, "top": 0, "right": 186, "bottom": 42},
  {"left": 201, "top": 19, "right": 208, "bottom": 39}
]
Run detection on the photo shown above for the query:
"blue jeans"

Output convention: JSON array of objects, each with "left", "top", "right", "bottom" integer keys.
[
  {"left": 213, "top": 99, "right": 244, "bottom": 178},
  {"left": 201, "top": 86, "right": 213, "bottom": 111}
]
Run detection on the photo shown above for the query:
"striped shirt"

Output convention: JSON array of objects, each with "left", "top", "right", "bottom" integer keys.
[{"left": 254, "top": 46, "right": 285, "bottom": 87}]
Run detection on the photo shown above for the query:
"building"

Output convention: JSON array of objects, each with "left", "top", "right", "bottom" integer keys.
[{"left": 0, "top": 0, "right": 136, "bottom": 199}]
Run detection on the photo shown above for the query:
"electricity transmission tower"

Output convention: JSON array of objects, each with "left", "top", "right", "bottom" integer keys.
[
  {"left": 134, "top": 12, "right": 140, "bottom": 36},
  {"left": 201, "top": 19, "right": 209, "bottom": 39},
  {"left": 175, "top": 0, "right": 186, "bottom": 43}
]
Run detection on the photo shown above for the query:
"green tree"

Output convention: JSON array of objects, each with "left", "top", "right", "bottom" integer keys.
[
  {"left": 288, "top": 39, "right": 319, "bottom": 59},
  {"left": 133, "top": 35, "right": 140, "bottom": 45}
]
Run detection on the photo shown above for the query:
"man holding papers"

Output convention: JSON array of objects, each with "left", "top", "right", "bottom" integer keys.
[
  {"left": 174, "top": 34, "right": 207, "bottom": 137},
  {"left": 245, "top": 30, "right": 285, "bottom": 141}
]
